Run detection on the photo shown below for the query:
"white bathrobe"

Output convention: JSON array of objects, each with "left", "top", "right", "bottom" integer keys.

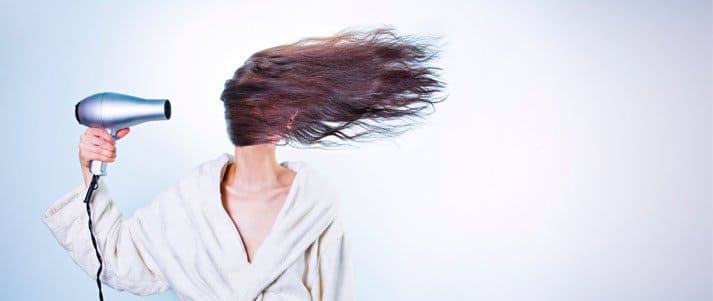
[{"left": 41, "top": 153, "right": 353, "bottom": 301}]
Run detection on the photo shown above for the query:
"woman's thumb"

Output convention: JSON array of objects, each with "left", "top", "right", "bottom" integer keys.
[{"left": 115, "top": 128, "right": 130, "bottom": 139}]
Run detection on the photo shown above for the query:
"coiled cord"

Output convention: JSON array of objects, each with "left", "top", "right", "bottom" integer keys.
[{"left": 82, "top": 174, "right": 104, "bottom": 301}]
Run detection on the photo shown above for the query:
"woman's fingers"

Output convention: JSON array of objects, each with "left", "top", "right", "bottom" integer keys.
[
  {"left": 80, "top": 142, "right": 116, "bottom": 160},
  {"left": 87, "top": 127, "right": 114, "bottom": 142},
  {"left": 79, "top": 151, "right": 115, "bottom": 167},
  {"left": 80, "top": 134, "right": 115, "bottom": 151}
]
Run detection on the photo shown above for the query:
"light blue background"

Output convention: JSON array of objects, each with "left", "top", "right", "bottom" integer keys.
[{"left": 1, "top": 1, "right": 711, "bottom": 300}]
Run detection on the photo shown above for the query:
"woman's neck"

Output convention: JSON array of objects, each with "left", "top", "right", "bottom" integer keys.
[{"left": 223, "top": 143, "right": 284, "bottom": 192}]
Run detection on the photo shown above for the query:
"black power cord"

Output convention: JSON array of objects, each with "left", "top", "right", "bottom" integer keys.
[{"left": 82, "top": 174, "right": 104, "bottom": 301}]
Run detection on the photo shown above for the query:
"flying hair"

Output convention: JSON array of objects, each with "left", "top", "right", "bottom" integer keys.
[{"left": 220, "top": 26, "right": 448, "bottom": 148}]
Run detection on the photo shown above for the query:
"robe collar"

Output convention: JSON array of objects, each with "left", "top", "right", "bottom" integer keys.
[{"left": 197, "top": 152, "right": 337, "bottom": 300}]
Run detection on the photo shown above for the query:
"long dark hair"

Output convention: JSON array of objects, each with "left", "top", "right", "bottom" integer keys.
[{"left": 220, "top": 26, "right": 447, "bottom": 148}]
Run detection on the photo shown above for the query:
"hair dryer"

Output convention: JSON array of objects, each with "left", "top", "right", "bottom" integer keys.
[
  {"left": 74, "top": 92, "right": 171, "bottom": 301},
  {"left": 75, "top": 92, "right": 171, "bottom": 176}
]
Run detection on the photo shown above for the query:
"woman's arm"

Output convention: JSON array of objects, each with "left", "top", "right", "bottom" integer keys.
[
  {"left": 41, "top": 126, "right": 168, "bottom": 295},
  {"left": 317, "top": 221, "right": 354, "bottom": 301},
  {"left": 41, "top": 178, "right": 170, "bottom": 296}
]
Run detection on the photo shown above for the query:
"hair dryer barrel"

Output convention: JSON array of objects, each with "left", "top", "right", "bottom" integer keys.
[
  {"left": 75, "top": 92, "right": 171, "bottom": 176},
  {"left": 75, "top": 92, "right": 171, "bottom": 130}
]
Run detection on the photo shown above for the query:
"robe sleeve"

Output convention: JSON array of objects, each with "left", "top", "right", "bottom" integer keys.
[
  {"left": 318, "top": 229, "right": 354, "bottom": 301},
  {"left": 41, "top": 178, "right": 170, "bottom": 296}
]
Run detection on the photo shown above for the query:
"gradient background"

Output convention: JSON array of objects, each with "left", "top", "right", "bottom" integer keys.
[{"left": 1, "top": 1, "right": 711, "bottom": 300}]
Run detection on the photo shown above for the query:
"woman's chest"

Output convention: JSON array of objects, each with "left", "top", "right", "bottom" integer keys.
[
  {"left": 154, "top": 209, "right": 317, "bottom": 301},
  {"left": 222, "top": 190, "right": 290, "bottom": 263}
]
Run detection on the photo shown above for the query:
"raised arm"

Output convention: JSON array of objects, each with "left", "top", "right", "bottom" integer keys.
[
  {"left": 41, "top": 179, "right": 170, "bottom": 295},
  {"left": 41, "top": 127, "right": 169, "bottom": 295}
]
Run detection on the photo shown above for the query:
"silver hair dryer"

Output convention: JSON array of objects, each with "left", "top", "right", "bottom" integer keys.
[{"left": 75, "top": 92, "right": 171, "bottom": 176}]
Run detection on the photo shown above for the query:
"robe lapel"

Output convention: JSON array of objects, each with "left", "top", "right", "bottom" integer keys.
[
  {"left": 200, "top": 153, "right": 337, "bottom": 301},
  {"left": 237, "top": 165, "right": 337, "bottom": 301}
]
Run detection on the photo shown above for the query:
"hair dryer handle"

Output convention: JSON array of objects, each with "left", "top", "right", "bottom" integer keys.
[{"left": 89, "top": 128, "right": 118, "bottom": 176}]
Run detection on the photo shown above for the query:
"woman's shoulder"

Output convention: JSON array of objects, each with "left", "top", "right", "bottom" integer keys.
[
  {"left": 148, "top": 153, "right": 230, "bottom": 203},
  {"left": 291, "top": 161, "right": 340, "bottom": 197},
  {"left": 317, "top": 213, "right": 348, "bottom": 254},
  {"left": 173, "top": 153, "right": 230, "bottom": 185}
]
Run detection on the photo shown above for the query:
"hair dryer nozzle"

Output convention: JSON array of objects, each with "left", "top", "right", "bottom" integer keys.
[
  {"left": 164, "top": 100, "right": 172, "bottom": 120},
  {"left": 74, "top": 103, "right": 80, "bottom": 123}
]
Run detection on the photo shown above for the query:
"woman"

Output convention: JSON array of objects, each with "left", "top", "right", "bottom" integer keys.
[{"left": 41, "top": 26, "right": 446, "bottom": 301}]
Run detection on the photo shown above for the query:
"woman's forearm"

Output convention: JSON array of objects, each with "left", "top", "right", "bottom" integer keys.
[{"left": 81, "top": 165, "right": 93, "bottom": 188}]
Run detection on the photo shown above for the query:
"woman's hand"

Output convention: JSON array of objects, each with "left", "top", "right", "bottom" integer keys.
[{"left": 79, "top": 128, "right": 130, "bottom": 187}]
